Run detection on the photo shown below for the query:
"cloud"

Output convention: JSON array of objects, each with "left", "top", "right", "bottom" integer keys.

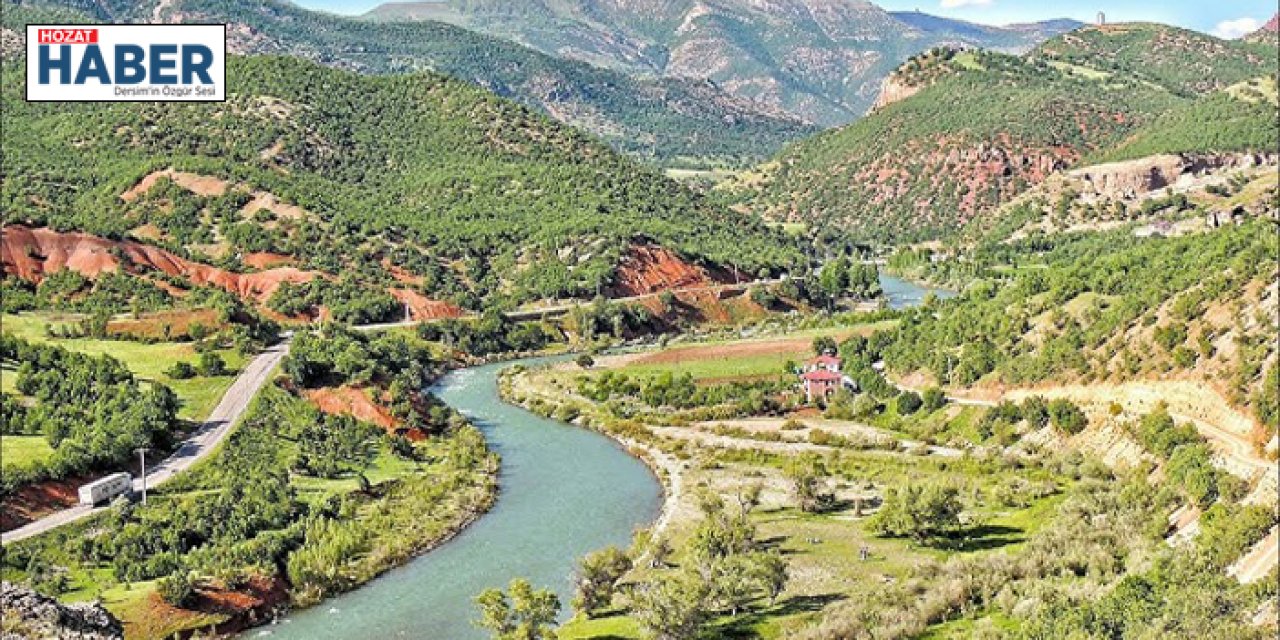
[
  {"left": 940, "top": 0, "right": 994, "bottom": 8},
  {"left": 1212, "top": 17, "right": 1261, "bottom": 39}
]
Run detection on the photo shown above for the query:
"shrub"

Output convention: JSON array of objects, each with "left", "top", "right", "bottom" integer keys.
[
  {"left": 1048, "top": 399, "right": 1087, "bottom": 434},
  {"left": 166, "top": 361, "right": 197, "bottom": 379}
]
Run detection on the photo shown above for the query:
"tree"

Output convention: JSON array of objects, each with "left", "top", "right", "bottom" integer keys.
[
  {"left": 1048, "top": 398, "right": 1087, "bottom": 435},
  {"left": 747, "top": 552, "right": 788, "bottom": 605},
  {"left": 474, "top": 578, "right": 560, "bottom": 640},
  {"left": 784, "top": 454, "right": 828, "bottom": 513},
  {"left": 630, "top": 571, "right": 709, "bottom": 640},
  {"left": 1021, "top": 395, "right": 1050, "bottom": 429},
  {"left": 868, "top": 484, "right": 963, "bottom": 542},
  {"left": 197, "top": 351, "right": 227, "bottom": 377},
  {"left": 572, "top": 546, "right": 632, "bottom": 617},
  {"left": 921, "top": 387, "right": 946, "bottom": 411},
  {"left": 812, "top": 335, "right": 837, "bottom": 356},
  {"left": 156, "top": 571, "right": 195, "bottom": 607},
  {"left": 576, "top": 354, "right": 595, "bottom": 369},
  {"left": 165, "top": 361, "right": 196, "bottom": 380},
  {"left": 896, "top": 391, "right": 922, "bottom": 415}
]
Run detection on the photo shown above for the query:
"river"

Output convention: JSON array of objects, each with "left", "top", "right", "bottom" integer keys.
[
  {"left": 252, "top": 277, "right": 947, "bottom": 638},
  {"left": 878, "top": 273, "right": 957, "bottom": 309},
  {"left": 256, "top": 358, "right": 662, "bottom": 639}
]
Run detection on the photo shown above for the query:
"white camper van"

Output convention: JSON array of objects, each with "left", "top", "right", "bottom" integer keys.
[{"left": 77, "top": 472, "right": 132, "bottom": 506}]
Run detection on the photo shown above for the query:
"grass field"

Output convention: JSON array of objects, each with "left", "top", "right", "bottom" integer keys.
[
  {"left": 513, "top": 326, "right": 1074, "bottom": 639},
  {"left": 2, "top": 312, "right": 247, "bottom": 421},
  {"left": 0, "top": 435, "right": 55, "bottom": 472},
  {"left": 616, "top": 322, "right": 896, "bottom": 382}
]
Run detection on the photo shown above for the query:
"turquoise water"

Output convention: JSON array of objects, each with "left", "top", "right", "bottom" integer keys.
[
  {"left": 878, "top": 274, "right": 957, "bottom": 309},
  {"left": 254, "top": 358, "right": 662, "bottom": 639},
  {"left": 252, "top": 277, "right": 944, "bottom": 638}
]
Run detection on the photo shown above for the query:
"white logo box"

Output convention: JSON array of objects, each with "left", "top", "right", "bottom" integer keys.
[{"left": 26, "top": 24, "right": 226, "bottom": 102}]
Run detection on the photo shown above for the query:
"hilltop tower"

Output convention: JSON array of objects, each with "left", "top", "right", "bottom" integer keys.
[{"left": 1097, "top": 12, "right": 1106, "bottom": 26}]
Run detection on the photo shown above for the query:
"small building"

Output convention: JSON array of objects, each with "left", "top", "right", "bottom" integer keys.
[
  {"left": 801, "top": 369, "right": 843, "bottom": 402},
  {"left": 800, "top": 353, "right": 856, "bottom": 402}
]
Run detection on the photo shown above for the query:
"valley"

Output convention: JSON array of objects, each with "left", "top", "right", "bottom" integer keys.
[{"left": 2, "top": 3, "right": 1278, "bottom": 640}]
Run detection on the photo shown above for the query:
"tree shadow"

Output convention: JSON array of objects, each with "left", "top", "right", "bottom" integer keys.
[
  {"left": 927, "top": 524, "right": 1025, "bottom": 552},
  {"left": 702, "top": 593, "right": 846, "bottom": 638}
]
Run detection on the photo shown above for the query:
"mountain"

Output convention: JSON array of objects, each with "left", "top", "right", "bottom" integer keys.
[
  {"left": 727, "top": 23, "right": 1278, "bottom": 243},
  {"left": 10, "top": 1, "right": 814, "bottom": 168},
  {"left": 1, "top": 40, "right": 806, "bottom": 316},
  {"left": 889, "top": 11, "right": 1083, "bottom": 50},
  {"left": 363, "top": 1, "right": 1080, "bottom": 127},
  {"left": 1244, "top": 13, "right": 1279, "bottom": 44}
]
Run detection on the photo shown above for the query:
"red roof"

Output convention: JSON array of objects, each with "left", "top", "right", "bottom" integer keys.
[
  {"left": 808, "top": 355, "right": 841, "bottom": 366},
  {"left": 801, "top": 370, "right": 842, "bottom": 382}
]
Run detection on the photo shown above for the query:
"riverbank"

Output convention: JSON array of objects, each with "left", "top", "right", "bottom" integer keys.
[{"left": 499, "top": 362, "right": 688, "bottom": 541}]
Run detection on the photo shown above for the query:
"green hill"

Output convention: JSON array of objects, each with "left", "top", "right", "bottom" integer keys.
[
  {"left": 1, "top": 52, "right": 805, "bottom": 310},
  {"left": 11, "top": 0, "right": 815, "bottom": 168},
  {"left": 1036, "top": 22, "right": 1277, "bottom": 97},
  {"left": 729, "top": 24, "right": 1277, "bottom": 243},
  {"left": 1096, "top": 77, "right": 1279, "bottom": 163}
]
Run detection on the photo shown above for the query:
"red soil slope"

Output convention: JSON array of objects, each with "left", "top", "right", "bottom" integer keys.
[
  {"left": 0, "top": 475, "right": 90, "bottom": 532},
  {"left": 305, "top": 386, "right": 397, "bottom": 430},
  {"left": 242, "top": 252, "right": 295, "bottom": 269},
  {"left": 2, "top": 225, "right": 316, "bottom": 303},
  {"left": 390, "top": 288, "right": 466, "bottom": 321},
  {"left": 609, "top": 244, "right": 730, "bottom": 297},
  {"left": 304, "top": 385, "right": 430, "bottom": 440}
]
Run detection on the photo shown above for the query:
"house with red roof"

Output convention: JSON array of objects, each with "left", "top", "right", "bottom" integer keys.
[
  {"left": 801, "top": 368, "right": 843, "bottom": 402},
  {"left": 806, "top": 354, "right": 841, "bottom": 373},
  {"left": 800, "top": 353, "right": 854, "bottom": 402}
]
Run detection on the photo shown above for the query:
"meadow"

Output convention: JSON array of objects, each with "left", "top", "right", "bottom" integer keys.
[{"left": 2, "top": 312, "right": 246, "bottom": 421}]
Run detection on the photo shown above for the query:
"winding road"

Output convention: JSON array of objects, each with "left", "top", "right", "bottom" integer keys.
[{"left": 1, "top": 336, "right": 292, "bottom": 545}]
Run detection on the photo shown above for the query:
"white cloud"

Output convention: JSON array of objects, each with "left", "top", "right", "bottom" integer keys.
[
  {"left": 940, "top": 0, "right": 994, "bottom": 8},
  {"left": 1212, "top": 17, "right": 1261, "bottom": 39}
]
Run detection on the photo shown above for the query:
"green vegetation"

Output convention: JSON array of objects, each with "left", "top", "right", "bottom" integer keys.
[
  {"left": 475, "top": 578, "right": 561, "bottom": 640},
  {"left": 1098, "top": 86, "right": 1279, "bottom": 163},
  {"left": 734, "top": 23, "right": 1276, "bottom": 243},
  {"left": 15, "top": 0, "right": 816, "bottom": 168},
  {"left": 2, "top": 312, "right": 252, "bottom": 421},
  {"left": 2, "top": 382, "right": 497, "bottom": 635},
  {"left": 1035, "top": 23, "right": 1276, "bottom": 98},
  {"left": 2, "top": 50, "right": 804, "bottom": 309},
  {"left": 0, "top": 335, "right": 179, "bottom": 493},
  {"left": 882, "top": 222, "right": 1277, "bottom": 430}
]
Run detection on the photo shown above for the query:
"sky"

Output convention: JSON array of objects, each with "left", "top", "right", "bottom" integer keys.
[{"left": 293, "top": 1, "right": 1278, "bottom": 38}]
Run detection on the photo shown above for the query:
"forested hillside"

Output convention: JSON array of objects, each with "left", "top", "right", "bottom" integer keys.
[
  {"left": 884, "top": 221, "right": 1278, "bottom": 438},
  {"left": 730, "top": 24, "right": 1278, "bottom": 243},
  {"left": 1, "top": 49, "right": 806, "bottom": 313},
  {"left": 11, "top": 0, "right": 814, "bottom": 167},
  {"left": 364, "top": 0, "right": 1079, "bottom": 126}
]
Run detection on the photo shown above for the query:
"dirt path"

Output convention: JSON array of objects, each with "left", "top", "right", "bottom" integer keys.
[
  {"left": 1229, "top": 526, "right": 1279, "bottom": 584},
  {"left": 2, "top": 336, "right": 292, "bottom": 545}
]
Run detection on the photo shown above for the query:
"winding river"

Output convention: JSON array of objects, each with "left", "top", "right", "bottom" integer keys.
[
  {"left": 253, "top": 277, "right": 948, "bottom": 638},
  {"left": 258, "top": 358, "right": 662, "bottom": 639}
]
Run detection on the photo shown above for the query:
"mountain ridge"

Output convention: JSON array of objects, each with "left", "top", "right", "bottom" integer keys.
[
  {"left": 726, "top": 22, "right": 1278, "bottom": 243},
  {"left": 9, "top": 0, "right": 815, "bottom": 168},
  {"left": 363, "top": 0, "right": 1082, "bottom": 126}
]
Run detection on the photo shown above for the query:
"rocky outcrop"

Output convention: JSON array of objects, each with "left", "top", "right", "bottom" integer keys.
[
  {"left": 0, "top": 582, "right": 123, "bottom": 640},
  {"left": 870, "top": 74, "right": 920, "bottom": 112},
  {"left": 1069, "top": 153, "right": 1279, "bottom": 200}
]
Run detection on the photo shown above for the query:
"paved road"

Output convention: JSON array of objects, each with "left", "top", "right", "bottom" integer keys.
[{"left": 2, "top": 337, "right": 292, "bottom": 545}]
